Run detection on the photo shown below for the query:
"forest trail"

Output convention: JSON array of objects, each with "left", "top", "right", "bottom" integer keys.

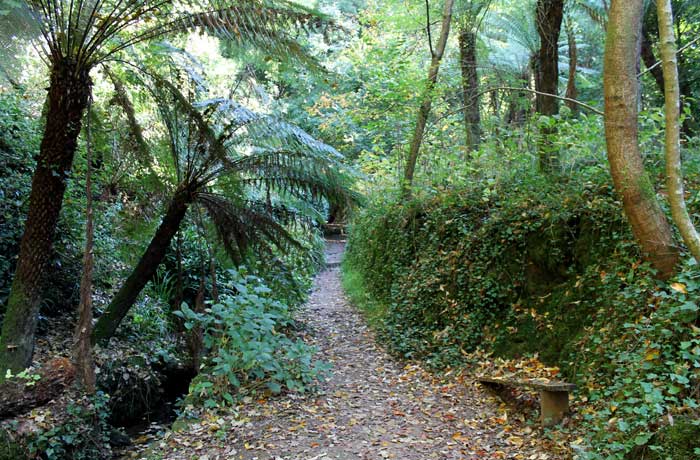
[{"left": 148, "top": 241, "right": 557, "bottom": 459}]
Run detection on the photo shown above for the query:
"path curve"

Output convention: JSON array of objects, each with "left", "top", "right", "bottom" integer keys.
[
  {"left": 143, "top": 242, "right": 558, "bottom": 459},
  {"left": 231, "top": 241, "right": 546, "bottom": 459}
]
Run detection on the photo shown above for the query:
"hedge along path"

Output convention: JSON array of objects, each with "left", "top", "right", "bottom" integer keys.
[{"left": 144, "top": 241, "right": 561, "bottom": 460}]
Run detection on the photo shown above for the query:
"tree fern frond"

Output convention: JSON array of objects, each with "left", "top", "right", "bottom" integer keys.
[
  {"left": 568, "top": 0, "right": 608, "bottom": 27},
  {"left": 1, "top": 0, "right": 332, "bottom": 71},
  {"left": 197, "top": 192, "right": 303, "bottom": 264},
  {"left": 104, "top": 66, "right": 153, "bottom": 168},
  {"left": 143, "top": 2, "right": 328, "bottom": 71},
  {"left": 239, "top": 166, "right": 359, "bottom": 209}
]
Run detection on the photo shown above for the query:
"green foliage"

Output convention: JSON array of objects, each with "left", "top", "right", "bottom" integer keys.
[
  {"left": 251, "top": 229, "right": 325, "bottom": 308},
  {"left": 571, "top": 260, "right": 700, "bottom": 459},
  {"left": 26, "top": 392, "right": 112, "bottom": 460},
  {"left": 0, "top": 427, "right": 23, "bottom": 460},
  {"left": 345, "top": 169, "right": 627, "bottom": 367},
  {"left": 341, "top": 261, "right": 386, "bottom": 330},
  {"left": 0, "top": 91, "right": 38, "bottom": 311},
  {"left": 0, "top": 90, "right": 87, "bottom": 320},
  {"left": 177, "top": 269, "right": 330, "bottom": 409},
  {"left": 345, "top": 162, "right": 700, "bottom": 457}
]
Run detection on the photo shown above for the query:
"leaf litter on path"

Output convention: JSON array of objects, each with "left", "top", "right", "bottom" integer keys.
[{"left": 132, "top": 241, "right": 570, "bottom": 460}]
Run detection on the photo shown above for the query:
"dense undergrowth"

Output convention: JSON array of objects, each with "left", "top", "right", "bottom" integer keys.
[{"left": 344, "top": 165, "right": 700, "bottom": 458}]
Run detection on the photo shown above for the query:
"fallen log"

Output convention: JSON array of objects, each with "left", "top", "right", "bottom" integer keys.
[{"left": 0, "top": 357, "right": 75, "bottom": 419}]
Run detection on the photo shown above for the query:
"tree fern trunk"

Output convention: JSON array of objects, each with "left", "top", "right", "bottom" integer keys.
[
  {"left": 0, "top": 60, "right": 92, "bottom": 377},
  {"left": 92, "top": 190, "right": 192, "bottom": 343}
]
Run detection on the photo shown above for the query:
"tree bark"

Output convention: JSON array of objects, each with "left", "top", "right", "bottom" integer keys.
[
  {"left": 459, "top": 27, "right": 481, "bottom": 154},
  {"left": 641, "top": 25, "right": 665, "bottom": 93},
  {"left": 402, "top": 0, "right": 455, "bottom": 196},
  {"left": 506, "top": 69, "right": 531, "bottom": 127},
  {"left": 0, "top": 60, "right": 92, "bottom": 377},
  {"left": 564, "top": 18, "right": 579, "bottom": 114},
  {"left": 534, "top": 0, "right": 564, "bottom": 172},
  {"left": 604, "top": 0, "right": 679, "bottom": 279},
  {"left": 658, "top": 0, "right": 700, "bottom": 262},
  {"left": 92, "top": 189, "right": 192, "bottom": 343}
]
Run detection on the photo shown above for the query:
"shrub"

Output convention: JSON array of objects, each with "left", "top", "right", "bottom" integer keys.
[
  {"left": 26, "top": 392, "right": 112, "bottom": 460},
  {"left": 177, "top": 269, "right": 330, "bottom": 409}
]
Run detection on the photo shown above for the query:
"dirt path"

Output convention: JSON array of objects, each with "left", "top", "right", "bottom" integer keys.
[{"left": 142, "top": 242, "right": 558, "bottom": 459}]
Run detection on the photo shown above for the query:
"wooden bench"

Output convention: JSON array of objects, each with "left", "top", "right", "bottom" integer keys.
[{"left": 477, "top": 376, "right": 576, "bottom": 426}]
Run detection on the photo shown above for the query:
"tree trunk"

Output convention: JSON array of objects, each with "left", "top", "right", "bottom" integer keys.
[
  {"left": 564, "top": 18, "right": 579, "bottom": 114},
  {"left": 506, "top": 69, "right": 531, "bottom": 126},
  {"left": 74, "top": 103, "right": 96, "bottom": 394},
  {"left": 0, "top": 358, "right": 75, "bottom": 417},
  {"left": 459, "top": 27, "right": 481, "bottom": 154},
  {"left": 92, "top": 190, "right": 192, "bottom": 343},
  {"left": 534, "top": 0, "right": 564, "bottom": 173},
  {"left": 641, "top": 25, "right": 665, "bottom": 93},
  {"left": 604, "top": 0, "right": 679, "bottom": 279},
  {"left": 657, "top": 0, "right": 700, "bottom": 262},
  {"left": 0, "top": 60, "right": 92, "bottom": 377},
  {"left": 402, "top": 0, "right": 455, "bottom": 196},
  {"left": 187, "top": 270, "right": 206, "bottom": 372}
]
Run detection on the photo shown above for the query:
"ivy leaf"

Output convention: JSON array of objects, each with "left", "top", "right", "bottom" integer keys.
[{"left": 670, "top": 282, "right": 687, "bottom": 294}]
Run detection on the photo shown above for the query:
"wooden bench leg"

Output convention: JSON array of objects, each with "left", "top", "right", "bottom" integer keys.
[{"left": 540, "top": 390, "right": 569, "bottom": 426}]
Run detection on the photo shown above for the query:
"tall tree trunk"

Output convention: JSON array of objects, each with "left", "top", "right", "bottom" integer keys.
[
  {"left": 641, "top": 25, "right": 666, "bottom": 93},
  {"left": 604, "top": 0, "right": 679, "bottom": 279},
  {"left": 92, "top": 190, "right": 192, "bottom": 343},
  {"left": 74, "top": 103, "right": 96, "bottom": 394},
  {"left": 534, "top": 0, "right": 564, "bottom": 173},
  {"left": 506, "top": 69, "right": 531, "bottom": 127},
  {"left": 564, "top": 18, "right": 579, "bottom": 114},
  {"left": 0, "top": 60, "right": 92, "bottom": 376},
  {"left": 459, "top": 27, "right": 481, "bottom": 154},
  {"left": 402, "top": 0, "right": 455, "bottom": 196},
  {"left": 658, "top": 0, "right": 700, "bottom": 261}
]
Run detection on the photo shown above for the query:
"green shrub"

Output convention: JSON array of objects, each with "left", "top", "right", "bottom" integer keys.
[
  {"left": 26, "top": 392, "right": 112, "bottom": 460},
  {"left": 345, "top": 172, "right": 628, "bottom": 367},
  {"left": 177, "top": 269, "right": 330, "bottom": 409}
]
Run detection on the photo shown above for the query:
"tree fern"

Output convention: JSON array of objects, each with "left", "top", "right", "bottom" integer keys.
[
  {"left": 0, "top": 0, "right": 336, "bottom": 374},
  {"left": 92, "top": 63, "right": 358, "bottom": 342}
]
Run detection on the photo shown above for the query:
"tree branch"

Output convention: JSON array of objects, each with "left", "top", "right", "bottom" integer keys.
[
  {"left": 638, "top": 35, "right": 700, "bottom": 78},
  {"left": 432, "top": 86, "right": 603, "bottom": 127},
  {"left": 426, "top": 0, "right": 435, "bottom": 57}
]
